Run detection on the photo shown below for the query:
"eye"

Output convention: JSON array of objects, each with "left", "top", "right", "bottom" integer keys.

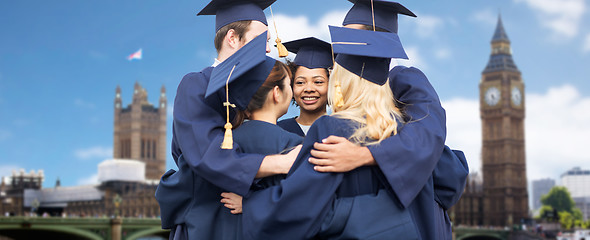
[
  {"left": 295, "top": 80, "right": 305, "bottom": 85},
  {"left": 314, "top": 80, "right": 325, "bottom": 85}
]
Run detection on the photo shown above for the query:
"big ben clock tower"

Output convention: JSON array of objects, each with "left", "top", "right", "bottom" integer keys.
[{"left": 480, "top": 16, "right": 528, "bottom": 226}]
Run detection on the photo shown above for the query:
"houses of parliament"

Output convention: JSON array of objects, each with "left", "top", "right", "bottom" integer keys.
[
  {"left": 0, "top": 83, "right": 167, "bottom": 218},
  {"left": 1, "top": 16, "right": 529, "bottom": 227}
]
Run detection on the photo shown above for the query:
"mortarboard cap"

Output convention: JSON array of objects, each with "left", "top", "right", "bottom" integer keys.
[
  {"left": 206, "top": 31, "right": 276, "bottom": 110},
  {"left": 342, "top": 0, "right": 416, "bottom": 33},
  {"left": 198, "top": 0, "right": 276, "bottom": 32},
  {"left": 283, "top": 37, "right": 334, "bottom": 69},
  {"left": 330, "top": 25, "right": 407, "bottom": 85}
]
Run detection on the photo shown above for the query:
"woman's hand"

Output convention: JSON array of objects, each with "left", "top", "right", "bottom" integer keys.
[
  {"left": 309, "top": 136, "right": 376, "bottom": 172},
  {"left": 257, "top": 144, "right": 302, "bottom": 177},
  {"left": 221, "top": 192, "right": 243, "bottom": 214}
]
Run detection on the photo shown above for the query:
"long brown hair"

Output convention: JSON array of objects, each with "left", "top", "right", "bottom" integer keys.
[{"left": 232, "top": 61, "right": 292, "bottom": 128}]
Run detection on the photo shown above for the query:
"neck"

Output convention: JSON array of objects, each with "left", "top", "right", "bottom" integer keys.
[
  {"left": 250, "top": 109, "right": 278, "bottom": 125},
  {"left": 297, "top": 108, "right": 326, "bottom": 125},
  {"left": 217, "top": 48, "right": 237, "bottom": 63}
]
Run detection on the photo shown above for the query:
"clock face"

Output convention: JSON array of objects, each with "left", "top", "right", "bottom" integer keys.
[
  {"left": 485, "top": 87, "right": 501, "bottom": 106},
  {"left": 511, "top": 87, "right": 522, "bottom": 106}
]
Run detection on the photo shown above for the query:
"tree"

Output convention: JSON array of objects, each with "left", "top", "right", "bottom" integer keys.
[
  {"left": 538, "top": 205, "right": 557, "bottom": 221},
  {"left": 559, "top": 211, "right": 574, "bottom": 230},
  {"left": 541, "top": 186, "right": 576, "bottom": 213}
]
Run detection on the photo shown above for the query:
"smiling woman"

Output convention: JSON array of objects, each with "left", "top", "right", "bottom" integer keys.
[{"left": 277, "top": 37, "right": 334, "bottom": 136}]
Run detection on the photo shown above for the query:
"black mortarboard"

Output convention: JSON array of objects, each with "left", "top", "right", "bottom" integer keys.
[
  {"left": 330, "top": 25, "right": 407, "bottom": 85},
  {"left": 342, "top": 0, "right": 416, "bottom": 33},
  {"left": 206, "top": 31, "right": 276, "bottom": 110},
  {"left": 198, "top": 0, "right": 276, "bottom": 31},
  {"left": 283, "top": 37, "right": 334, "bottom": 69}
]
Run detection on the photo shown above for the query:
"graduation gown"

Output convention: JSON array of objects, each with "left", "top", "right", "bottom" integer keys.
[
  {"left": 277, "top": 117, "right": 305, "bottom": 137},
  {"left": 276, "top": 66, "right": 468, "bottom": 239},
  {"left": 155, "top": 67, "right": 267, "bottom": 239},
  {"left": 233, "top": 120, "right": 303, "bottom": 189},
  {"left": 242, "top": 116, "right": 421, "bottom": 240}
]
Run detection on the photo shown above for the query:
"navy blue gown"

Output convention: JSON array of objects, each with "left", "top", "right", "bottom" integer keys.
[
  {"left": 156, "top": 67, "right": 268, "bottom": 240},
  {"left": 277, "top": 117, "right": 305, "bottom": 137},
  {"left": 277, "top": 66, "right": 468, "bottom": 239},
  {"left": 233, "top": 120, "right": 303, "bottom": 189},
  {"left": 242, "top": 116, "right": 422, "bottom": 239}
]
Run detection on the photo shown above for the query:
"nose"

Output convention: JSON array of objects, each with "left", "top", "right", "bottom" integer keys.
[
  {"left": 266, "top": 43, "right": 271, "bottom": 53},
  {"left": 303, "top": 83, "right": 315, "bottom": 93}
]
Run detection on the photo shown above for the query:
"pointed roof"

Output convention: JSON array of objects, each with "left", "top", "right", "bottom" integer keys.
[
  {"left": 483, "top": 14, "right": 519, "bottom": 74},
  {"left": 492, "top": 15, "right": 510, "bottom": 43}
]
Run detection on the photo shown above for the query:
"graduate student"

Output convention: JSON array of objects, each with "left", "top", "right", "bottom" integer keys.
[
  {"left": 155, "top": 1, "right": 301, "bottom": 239},
  {"left": 305, "top": 1, "right": 468, "bottom": 238},
  {"left": 277, "top": 37, "right": 333, "bottom": 136},
  {"left": 242, "top": 26, "right": 429, "bottom": 239}
]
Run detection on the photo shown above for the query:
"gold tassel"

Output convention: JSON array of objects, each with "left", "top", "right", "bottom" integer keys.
[
  {"left": 334, "top": 79, "right": 344, "bottom": 108},
  {"left": 269, "top": 6, "right": 288, "bottom": 58},
  {"left": 221, "top": 65, "right": 237, "bottom": 149},
  {"left": 276, "top": 38, "right": 288, "bottom": 57},
  {"left": 221, "top": 122, "right": 233, "bottom": 149}
]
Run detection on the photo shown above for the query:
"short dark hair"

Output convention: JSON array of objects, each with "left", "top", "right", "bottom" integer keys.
[
  {"left": 214, "top": 20, "right": 252, "bottom": 53},
  {"left": 232, "top": 61, "right": 292, "bottom": 128},
  {"left": 360, "top": 24, "right": 388, "bottom": 32}
]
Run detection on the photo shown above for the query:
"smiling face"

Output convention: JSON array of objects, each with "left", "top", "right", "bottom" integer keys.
[{"left": 292, "top": 66, "right": 329, "bottom": 114}]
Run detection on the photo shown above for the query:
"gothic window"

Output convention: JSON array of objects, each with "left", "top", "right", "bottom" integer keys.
[
  {"left": 152, "top": 140, "right": 156, "bottom": 159},
  {"left": 141, "top": 140, "right": 145, "bottom": 158}
]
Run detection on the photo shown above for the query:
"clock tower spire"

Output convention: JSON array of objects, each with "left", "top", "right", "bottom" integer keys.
[{"left": 480, "top": 14, "right": 528, "bottom": 226}]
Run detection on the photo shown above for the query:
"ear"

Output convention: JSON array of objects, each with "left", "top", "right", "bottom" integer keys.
[
  {"left": 272, "top": 86, "right": 281, "bottom": 103},
  {"left": 226, "top": 29, "right": 240, "bottom": 50}
]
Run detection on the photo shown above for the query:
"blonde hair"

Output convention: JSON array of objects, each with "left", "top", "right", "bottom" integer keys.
[{"left": 328, "top": 63, "right": 403, "bottom": 145}]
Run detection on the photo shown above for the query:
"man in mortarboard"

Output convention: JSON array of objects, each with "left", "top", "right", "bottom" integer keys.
[
  {"left": 155, "top": 1, "right": 302, "bottom": 239},
  {"left": 301, "top": 1, "right": 468, "bottom": 239}
]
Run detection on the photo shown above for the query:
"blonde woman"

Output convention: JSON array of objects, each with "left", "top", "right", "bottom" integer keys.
[{"left": 241, "top": 26, "right": 423, "bottom": 240}]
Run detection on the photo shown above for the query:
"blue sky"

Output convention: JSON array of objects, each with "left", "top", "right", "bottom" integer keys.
[{"left": 1, "top": 0, "right": 589, "bottom": 203}]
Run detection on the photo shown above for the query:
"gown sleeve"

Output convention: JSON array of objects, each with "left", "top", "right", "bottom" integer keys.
[
  {"left": 172, "top": 71, "right": 265, "bottom": 196},
  {"left": 433, "top": 147, "right": 469, "bottom": 210},
  {"left": 242, "top": 117, "right": 343, "bottom": 240},
  {"left": 367, "top": 66, "right": 447, "bottom": 208}
]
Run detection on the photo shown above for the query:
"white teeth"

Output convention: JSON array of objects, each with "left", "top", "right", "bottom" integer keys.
[{"left": 303, "top": 97, "right": 318, "bottom": 101}]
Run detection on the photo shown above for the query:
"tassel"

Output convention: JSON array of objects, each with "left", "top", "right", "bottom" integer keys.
[
  {"left": 221, "top": 122, "right": 233, "bottom": 149},
  {"left": 334, "top": 80, "right": 344, "bottom": 108},
  {"left": 221, "top": 65, "right": 237, "bottom": 150},
  {"left": 276, "top": 38, "right": 289, "bottom": 58},
  {"left": 269, "top": 6, "right": 288, "bottom": 58}
]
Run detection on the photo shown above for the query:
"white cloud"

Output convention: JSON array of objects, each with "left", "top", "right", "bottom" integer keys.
[
  {"left": 77, "top": 173, "right": 99, "bottom": 185},
  {"left": 74, "top": 99, "right": 95, "bottom": 109},
  {"left": 74, "top": 146, "right": 112, "bottom": 160},
  {"left": 167, "top": 103, "right": 174, "bottom": 119},
  {"left": 442, "top": 84, "right": 590, "bottom": 183},
  {"left": 442, "top": 98, "right": 482, "bottom": 174},
  {"left": 267, "top": 10, "right": 348, "bottom": 58},
  {"left": 515, "top": 0, "right": 586, "bottom": 39},
  {"left": 0, "top": 165, "right": 22, "bottom": 179},
  {"left": 434, "top": 47, "right": 452, "bottom": 60},
  {"left": 584, "top": 34, "right": 590, "bottom": 53},
  {"left": 470, "top": 9, "right": 497, "bottom": 26},
  {"left": 525, "top": 85, "right": 590, "bottom": 182},
  {"left": 412, "top": 14, "right": 444, "bottom": 39},
  {"left": 394, "top": 46, "right": 427, "bottom": 69}
]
